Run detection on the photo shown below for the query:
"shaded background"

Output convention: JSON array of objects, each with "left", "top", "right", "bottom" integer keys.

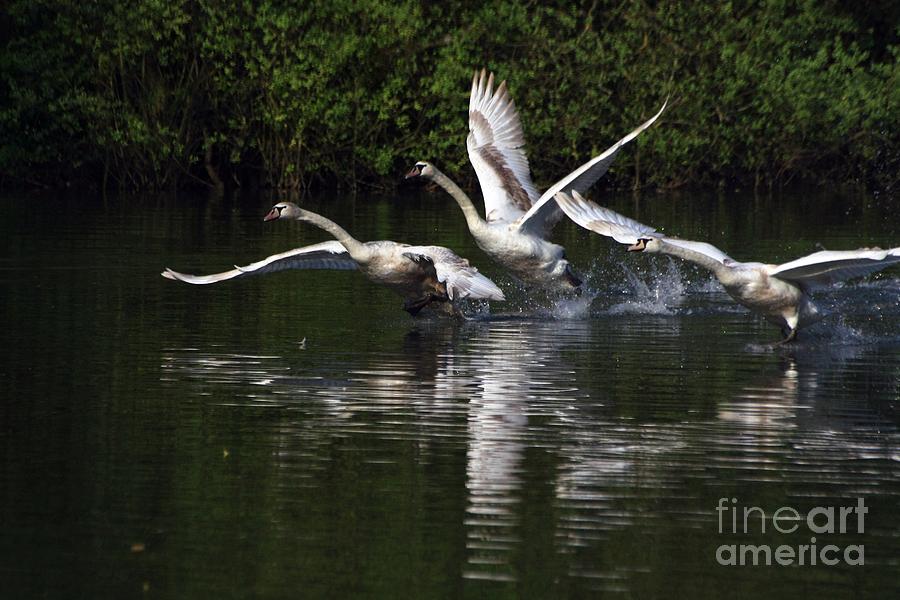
[{"left": 2, "top": 0, "right": 898, "bottom": 192}]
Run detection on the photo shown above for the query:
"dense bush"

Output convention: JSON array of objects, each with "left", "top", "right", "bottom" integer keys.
[{"left": 1, "top": 1, "right": 897, "bottom": 192}]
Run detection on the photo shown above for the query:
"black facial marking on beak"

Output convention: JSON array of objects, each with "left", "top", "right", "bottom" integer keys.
[{"left": 404, "top": 165, "right": 422, "bottom": 179}]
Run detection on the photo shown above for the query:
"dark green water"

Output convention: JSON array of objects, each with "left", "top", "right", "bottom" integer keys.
[{"left": 1, "top": 188, "right": 898, "bottom": 599}]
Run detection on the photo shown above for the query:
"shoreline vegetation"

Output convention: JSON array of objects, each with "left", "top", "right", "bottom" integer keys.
[{"left": 1, "top": 1, "right": 897, "bottom": 194}]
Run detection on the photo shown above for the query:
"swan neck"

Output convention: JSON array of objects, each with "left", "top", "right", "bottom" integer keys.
[
  {"left": 429, "top": 168, "right": 486, "bottom": 233},
  {"left": 295, "top": 209, "right": 370, "bottom": 261},
  {"left": 658, "top": 240, "right": 726, "bottom": 276}
]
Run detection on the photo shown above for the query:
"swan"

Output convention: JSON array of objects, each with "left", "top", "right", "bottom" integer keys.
[
  {"left": 162, "top": 202, "right": 505, "bottom": 317},
  {"left": 554, "top": 190, "right": 900, "bottom": 343},
  {"left": 406, "top": 68, "right": 666, "bottom": 294}
]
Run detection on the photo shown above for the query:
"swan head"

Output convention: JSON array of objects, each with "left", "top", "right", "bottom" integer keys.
[
  {"left": 405, "top": 161, "right": 435, "bottom": 180},
  {"left": 627, "top": 237, "right": 660, "bottom": 253},
  {"left": 264, "top": 202, "right": 302, "bottom": 221}
]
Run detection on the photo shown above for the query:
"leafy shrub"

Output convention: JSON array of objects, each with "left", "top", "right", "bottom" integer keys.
[{"left": 1, "top": 0, "right": 897, "bottom": 192}]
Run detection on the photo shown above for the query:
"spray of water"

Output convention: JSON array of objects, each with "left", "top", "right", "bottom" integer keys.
[
  {"left": 606, "top": 259, "right": 686, "bottom": 315},
  {"left": 546, "top": 291, "right": 598, "bottom": 320}
]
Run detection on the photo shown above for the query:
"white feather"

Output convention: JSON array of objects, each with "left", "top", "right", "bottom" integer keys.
[{"left": 161, "top": 241, "right": 356, "bottom": 284}]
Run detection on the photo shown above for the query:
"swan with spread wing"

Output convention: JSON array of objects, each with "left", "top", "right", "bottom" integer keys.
[
  {"left": 554, "top": 191, "right": 900, "bottom": 343},
  {"left": 162, "top": 202, "right": 505, "bottom": 317},
  {"left": 406, "top": 69, "right": 666, "bottom": 294}
]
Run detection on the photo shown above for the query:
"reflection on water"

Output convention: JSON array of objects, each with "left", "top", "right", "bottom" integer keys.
[
  {"left": 156, "top": 312, "right": 900, "bottom": 593},
  {"left": 1, "top": 190, "right": 899, "bottom": 598},
  {"left": 460, "top": 322, "right": 585, "bottom": 583}
]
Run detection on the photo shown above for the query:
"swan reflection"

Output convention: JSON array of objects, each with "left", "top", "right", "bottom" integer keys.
[{"left": 158, "top": 315, "right": 899, "bottom": 590}]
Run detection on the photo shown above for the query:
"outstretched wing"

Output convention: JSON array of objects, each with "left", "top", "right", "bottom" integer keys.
[
  {"left": 516, "top": 99, "right": 668, "bottom": 238},
  {"left": 555, "top": 190, "right": 732, "bottom": 264},
  {"left": 770, "top": 247, "right": 900, "bottom": 289},
  {"left": 467, "top": 69, "right": 540, "bottom": 224},
  {"left": 161, "top": 241, "right": 357, "bottom": 284},
  {"left": 554, "top": 191, "right": 657, "bottom": 245},
  {"left": 404, "top": 246, "right": 505, "bottom": 301}
]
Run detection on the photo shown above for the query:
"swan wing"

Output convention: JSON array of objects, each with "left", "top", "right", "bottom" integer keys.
[
  {"left": 553, "top": 191, "right": 658, "bottom": 245},
  {"left": 467, "top": 69, "right": 540, "bottom": 224},
  {"left": 517, "top": 99, "right": 668, "bottom": 237},
  {"left": 161, "top": 241, "right": 357, "bottom": 284},
  {"left": 404, "top": 246, "right": 506, "bottom": 301},
  {"left": 770, "top": 247, "right": 900, "bottom": 288},
  {"left": 554, "top": 191, "right": 732, "bottom": 264}
]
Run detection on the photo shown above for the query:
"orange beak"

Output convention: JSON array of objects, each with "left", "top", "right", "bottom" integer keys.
[{"left": 627, "top": 240, "right": 647, "bottom": 252}]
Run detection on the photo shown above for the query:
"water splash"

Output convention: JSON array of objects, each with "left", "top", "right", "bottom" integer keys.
[
  {"left": 606, "top": 259, "right": 686, "bottom": 315},
  {"left": 820, "top": 317, "right": 867, "bottom": 344},
  {"left": 694, "top": 276, "right": 724, "bottom": 294},
  {"left": 744, "top": 314, "right": 878, "bottom": 354},
  {"left": 461, "top": 298, "right": 498, "bottom": 320},
  {"left": 545, "top": 291, "right": 598, "bottom": 320}
]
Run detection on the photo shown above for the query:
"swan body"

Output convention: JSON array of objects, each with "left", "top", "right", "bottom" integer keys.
[
  {"left": 407, "top": 69, "right": 666, "bottom": 294},
  {"left": 162, "top": 202, "right": 505, "bottom": 317},
  {"left": 555, "top": 191, "right": 900, "bottom": 342}
]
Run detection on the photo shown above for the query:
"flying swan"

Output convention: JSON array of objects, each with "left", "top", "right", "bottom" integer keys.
[
  {"left": 162, "top": 202, "right": 505, "bottom": 316},
  {"left": 554, "top": 191, "right": 900, "bottom": 343},
  {"left": 406, "top": 69, "right": 666, "bottom": 294}
]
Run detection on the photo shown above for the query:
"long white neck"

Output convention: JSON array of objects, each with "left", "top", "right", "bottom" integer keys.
[
  {"left": 426, "top": 167, "right": 487, "bottom": 235},
  {"left": 294, "top": 209, "right": 371, "bottom": 263},
  {"left": 657, "top": 239, "right": 728, "bottom": 278}
]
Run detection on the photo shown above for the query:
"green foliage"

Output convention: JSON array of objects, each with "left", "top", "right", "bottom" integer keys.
[{"left": 1, "top": 0, "right": 898, "bottom": 191}]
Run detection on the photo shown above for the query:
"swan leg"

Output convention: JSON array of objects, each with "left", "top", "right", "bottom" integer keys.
[
  {"left": 774, "top": 328, "right": 798, "bottom": 346},
  {"left": 402, "top": 293, "right": 448, "bottom": 316},
  {"left": 447, "top": 302, "right": 467, "bottom": 320},
  {"left": 564, "top": 264, "right": 583, "bottom": 289}
]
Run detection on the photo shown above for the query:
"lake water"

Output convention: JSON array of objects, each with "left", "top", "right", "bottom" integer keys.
[{"left": 1, "top": 187, "right": 898, "bottom": 598}]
